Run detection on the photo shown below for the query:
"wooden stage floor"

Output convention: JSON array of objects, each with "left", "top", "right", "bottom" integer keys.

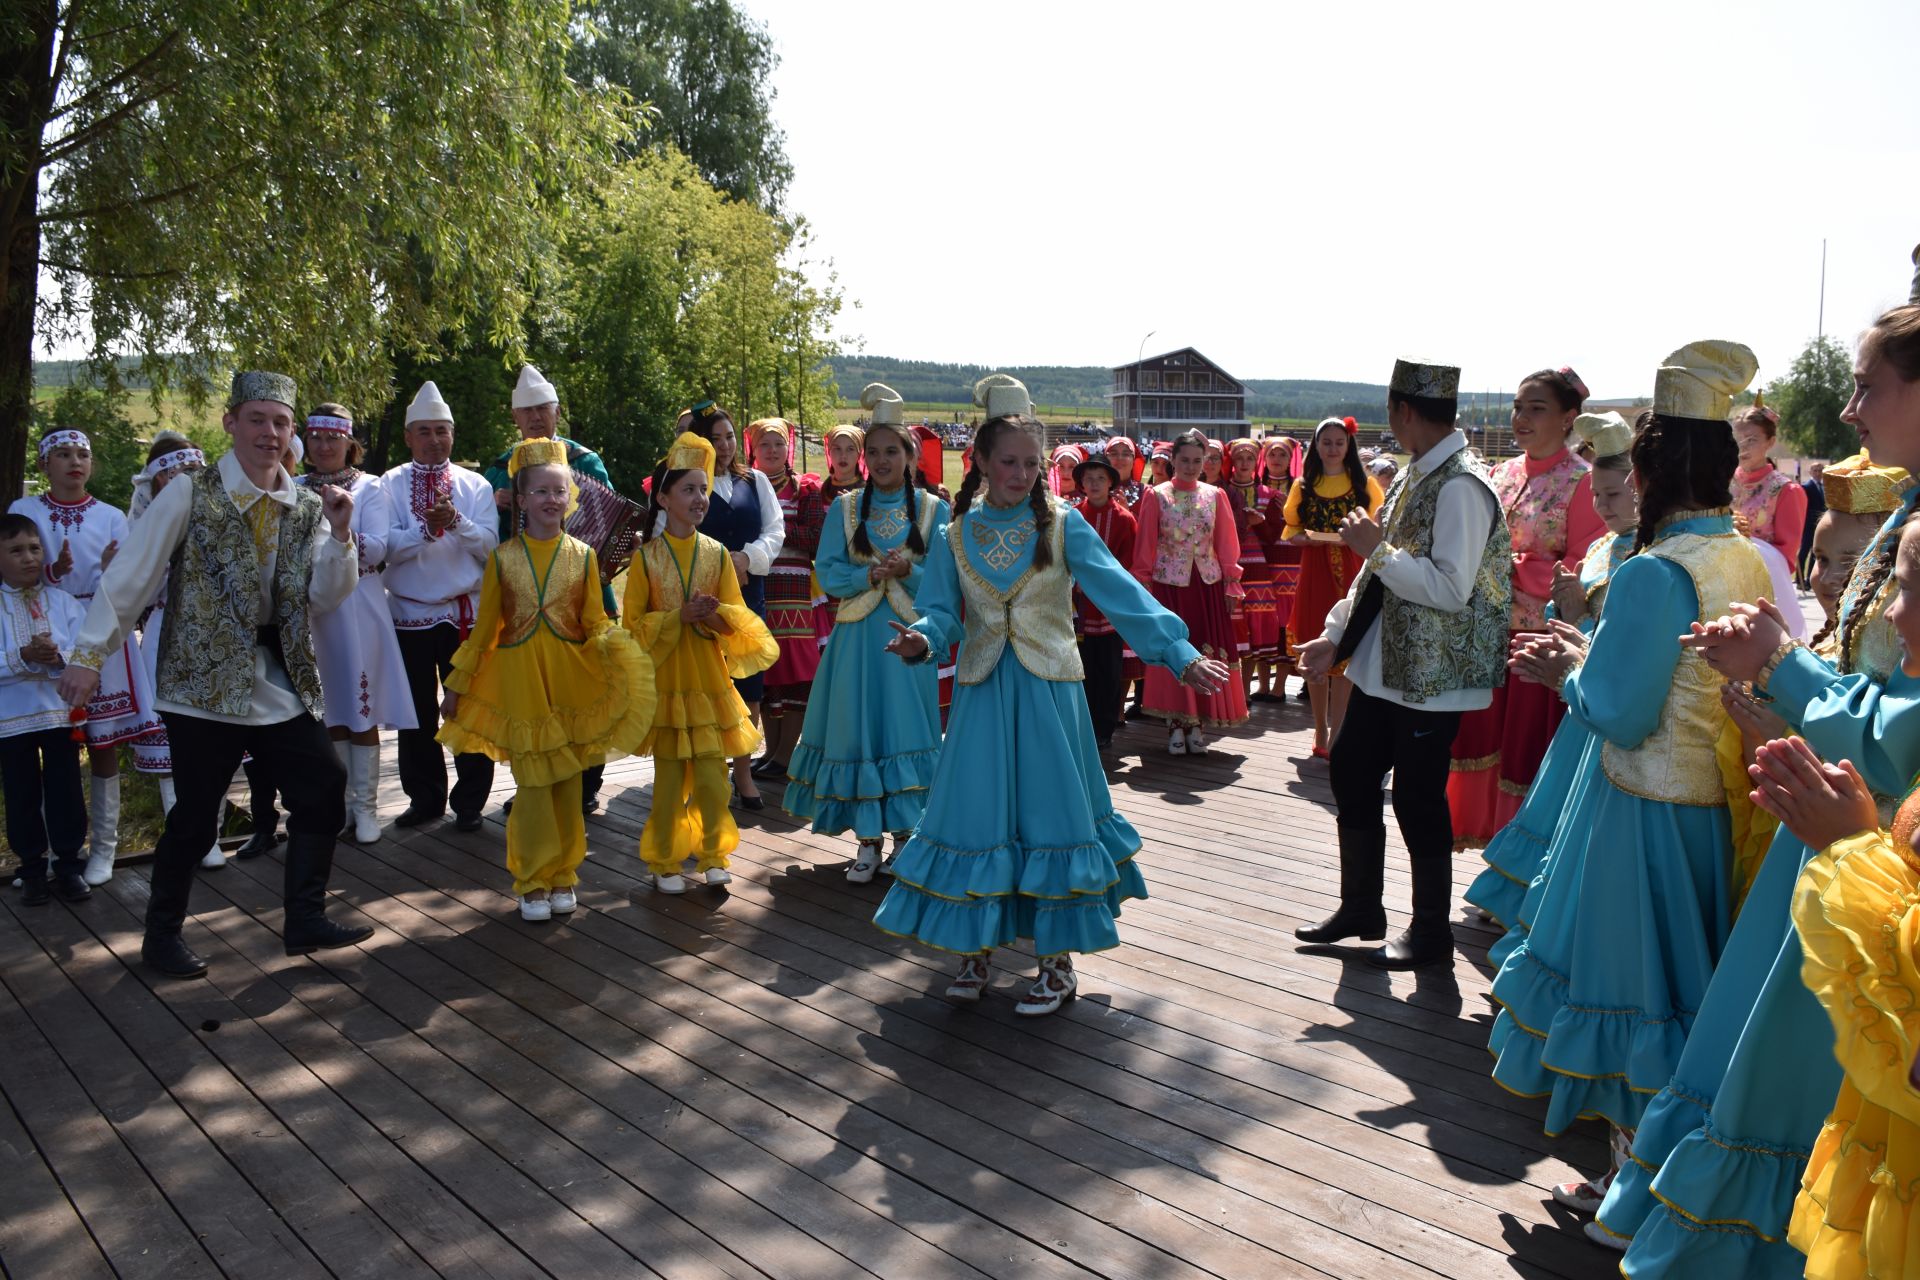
[{"left": 1, "top": 692, "right": 1619, "bottom": 1280}]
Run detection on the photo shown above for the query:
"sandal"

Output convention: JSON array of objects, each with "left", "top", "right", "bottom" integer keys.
[
  {"left": 1015, "top": 955, "right": 1078, "bottom": 1017},
  {"left": 946, "top": 952, "right": 991, "bottom": 1003}
]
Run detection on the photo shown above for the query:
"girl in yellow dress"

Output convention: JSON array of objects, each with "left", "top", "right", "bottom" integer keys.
[
  {"left": 438, "top": 439, "right": 655, "bottom": 922},
  {"left": 626, "top": 432, "right": 778, "bottom": 892}
]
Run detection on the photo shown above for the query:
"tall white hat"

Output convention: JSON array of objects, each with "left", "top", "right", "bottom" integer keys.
[
  {"left": 405, "top": 380, "right": 454, "bottom": 426},
  {"left": 860, "top": 382, "right": 905, "bottom": 427},
  {"left": 512, "top": 363, "right": 558, "bottom": 409},
  {"left": 973, "top": 372, "right": 1032, "bottom": 421}
]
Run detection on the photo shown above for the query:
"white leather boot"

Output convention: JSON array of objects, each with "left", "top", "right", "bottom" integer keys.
[
  {"left": 200, "top": 800, "right": 227, "bottom": 868},
  {"left": 84, "top": 774, "right": 120, "bottom": 885},
  {"left": 348, "top": 743, "right": 381, "bottom": 844},
  {"left": 158, "top": 774, "right": 178, "bottom": 813}
]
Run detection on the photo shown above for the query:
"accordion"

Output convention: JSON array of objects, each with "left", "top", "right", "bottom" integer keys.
[{"left": 567, "top": 472, "right": 645, "bottom": 583}]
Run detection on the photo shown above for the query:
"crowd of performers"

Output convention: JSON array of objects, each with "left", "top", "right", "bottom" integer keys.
[{"left": 12, "top": 262, "right": 1920, "bottom": 1274}]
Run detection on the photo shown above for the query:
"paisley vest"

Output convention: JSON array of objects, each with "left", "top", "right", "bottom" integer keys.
[
  {"left": 1148, "top": 482, "right": 1224, "bottom": 585},
  {"left": 1602, "top": 522, "right": 1771, "bottom": 805},
  {"left": 157, "top": 465, "right": 325, "bottom": 719},
  {"left": 1354, "top": 448, "right": 1512, "bottom": 701},
  {"left": 495, "top": 535, "right": 592, "bottom": 647},
  {"left": 836, "top": 491, "right": 942, "bottom": 625},
  {"left": 952, "top": 502, "right": 1082, "bottom": 684}
]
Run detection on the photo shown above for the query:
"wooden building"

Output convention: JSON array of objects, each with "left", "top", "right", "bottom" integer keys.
[{"left": 1110, "top": 347, "right": 1249, "bottom": 437}]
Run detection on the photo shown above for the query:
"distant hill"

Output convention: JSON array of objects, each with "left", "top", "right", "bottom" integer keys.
[{"left": 824, "top": 356, "right": 1393, "bottom": 423}]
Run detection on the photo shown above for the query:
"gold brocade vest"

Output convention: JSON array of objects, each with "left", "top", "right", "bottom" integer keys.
[
  {"left": 1602, "top": 524, "right": 1771, "bottom": 806},
  {"left": 638, "top": 532, "right": 725, "bottom": 612},
  {"left": 496, "top": 535, "right": 591, "bottom": 647},
  {"left": 836, "top": 492, "right": 941, "bottom": 625},
  {"left": 157, "top": 465, "right": 324, "bottom": 720},
  {"left": 952, "top": 502, "right": 1082, "bottom": 685}
]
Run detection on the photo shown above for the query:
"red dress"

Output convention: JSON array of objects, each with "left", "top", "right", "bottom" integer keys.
[
  {"left": 762, "top": 472, "right": 826, "bottom": 711},
  {"left": 1224, "top": 479, "right": 1292, "bottom": 661},
  {"left": 1133, "top": 481, "right": 1250, "bottom": 729}
]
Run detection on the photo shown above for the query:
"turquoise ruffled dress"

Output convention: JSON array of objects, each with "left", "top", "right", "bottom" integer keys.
[
  {"left": 1467, "top": 532, "right": 1633, "bottom": 945},
  {"left": 1488, "top": 514, "right": 1746, "bottom": 1136},
  {"left": 872, "top": 499, "right": 1200, "bottom": 957},
  {"left": 1602, "top": 488, "right": 1920, "bottom": 1275},
  {"left": 784, "top": 487, "right": 950, "bottom": 838}
]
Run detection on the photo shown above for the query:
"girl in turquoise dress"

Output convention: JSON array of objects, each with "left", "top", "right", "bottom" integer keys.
[
  {"left": 1467, "top": 412, "right": 1638, "bottom": 949},
  {"left": 1595, "top": 308, "right": 1920, "bottom": 1273},
  {"left": 875, "top": 384, "right": 1230, "bottom": 1016},
  {"left": 1487, "top": 345, "right": 1772, "bottom": 1216},
  {"left": 784, "top": 420, "right": 950, "bottom": 882}
]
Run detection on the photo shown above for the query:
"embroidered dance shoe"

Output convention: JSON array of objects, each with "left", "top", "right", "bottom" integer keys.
[
  {"left": 1167, "top": 729, "right": 1187, "bottom": 755},
  {"left": 946, "top": 952, "right": 991, "bottom": 1003},
  {"left": 1184, "top": 728, "right": 1208, "bottom": 754},
  {"left": 1015, "top": 956, "right": 1077, "bottom": 1017},
  {"left": 882, "top": 833, "right": 908, "bottom": 876},
  {"left": 53, "top": 872, "right": 91, "bottom": 903},
  {"left": 1582, "top": 1220, "right": 1628, "bottom": 1251},
  {"left": 649, "top": 872, "right": 688, "bottom": 894},
  {"left": 548, "top": 888, "right": 577, "bottom": 914},
  {"left": 1551, "top": 1175, "right": 1608, "bottom": 1215},
  {"left": 142, "top": 933, "right": 209, "bottom": 980},
  {"left": 703, "top": 868, "right": 732, "bottom": 887},
  {"left": 846, "top": 841, "right": 883, "bottom": 884},
  {"left": 284, "top": 915, "right": 375, "bottom": 956},
  {"left": 518, "top": 894, "right": 553, "bottom": 922}
]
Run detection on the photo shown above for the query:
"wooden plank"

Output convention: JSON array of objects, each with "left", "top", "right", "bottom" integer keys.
[{"left": 0, "top": 1043, "right": 116, "bottom": 1280}]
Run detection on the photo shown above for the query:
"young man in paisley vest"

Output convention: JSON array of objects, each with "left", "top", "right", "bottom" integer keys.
[
  {"left": 59, "top": 371, "right": 369, "bottom": 979},
  {"left": 1296, "top": 358, "right": 1512, "bottom": 970},
  {"left": 380, "top": 381, "right": 501, "bottom": 832}
]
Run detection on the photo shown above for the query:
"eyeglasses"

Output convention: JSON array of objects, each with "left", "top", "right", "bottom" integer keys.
[{"left": 524, "top": 486, "right": 570, "bottom": 500}]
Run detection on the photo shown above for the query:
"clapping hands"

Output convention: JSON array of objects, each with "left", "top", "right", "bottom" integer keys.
[{"left": 1747, "top": 736, "right": 1878, "bottom": 852}]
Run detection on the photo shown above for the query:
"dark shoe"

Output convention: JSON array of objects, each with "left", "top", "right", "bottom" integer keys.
[
  {"left": 731, "top": 783, "right": 765, "bottom": 812},
  {"left": 454, "top": 811, "right": 484, "bottom": 832},
  {"left": 235, "top": 829, "right": 281, "bottom": 860},
  {"left": 54, "top": 872, "right": 91, "bottom": 903},
  {"left": 1366, "top": 928, "right": 1454, "bottom": 970},
  {"left": 142, "top": 933, "right": 209, "bottom": 979},
  {"left": 284, "top": 915, "right": 374, "bottom": 956},
  {"left": 582, "top": 794, "right": 600, "bottom": 815},
  {"left": 1295, "top": 905, "right": 1388, "bottom": 944},
  {"left": 502, "top": 796, "right": 515, "bottom": 816},
  {"left": 751, "top": 758, "right": 788, "bottom": 781},
  {"left": 393, "top": 805, "right": 443, "bottom": 828},
  {"left": 20, "top": 877, "right": 50, "bottom": 906}
]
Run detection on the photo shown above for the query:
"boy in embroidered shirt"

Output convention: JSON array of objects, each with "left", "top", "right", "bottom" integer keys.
[{"left": 0, "top": 514, "right": 91, "bottom": 905}]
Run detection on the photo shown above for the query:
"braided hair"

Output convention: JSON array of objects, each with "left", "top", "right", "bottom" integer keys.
[
  {"left": 638, "top": 461, "right": 694, "bottom": 545},
  {"left": 851, "top": 420, "right": 926, "bottom": 558},
  {"left": 953, "top": 416, "right": 1053, "bottom": 569},
  {"left": 1628, "top": 410, "right": 1739, "bottom": 552}
]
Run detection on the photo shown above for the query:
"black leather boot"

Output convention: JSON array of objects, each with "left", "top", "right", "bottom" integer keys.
[
  {"left": 235, "top": 807, "right": 280, "bottom": 859},
  {"left": 1367, "top": 850, "right": 1455, "bottom": 969},
  {"left": 281, "top": 833, "right": 372, "bottom": 956},
  {"left": 142, "top": 932, "right": 209, "bottom": 979},
  {"left": 1296, "top": 823, "right": 1389, "bottom": 943}
]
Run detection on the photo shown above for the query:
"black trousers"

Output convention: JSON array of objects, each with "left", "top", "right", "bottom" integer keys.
[
  {"left": 395, "top": 623, "right": 494, "bottom": 816},
  {"left": 0, "top": 728, "right": 87, "bottom": 881},
  {"left": 146, "top": 711, "right": 347, "bottom": 939},
  {"left": 1328, "top": 686, "right": 1463, "bottom": 926},
  {"left": 1081, "top": 632, "right": 1126, "bottom": 744}
]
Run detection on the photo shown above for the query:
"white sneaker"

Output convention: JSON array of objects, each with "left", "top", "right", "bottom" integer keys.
[
  {"left": 704, "top": 867, "right": 732, "bottom": 887},
  {"left": 1167, "top": 729, "right": 1187, "bottom": 756},
  {"left": 548, "top": 888, "right": 577, "bottom": 914},
  {"left": 652, "top": 873, "right": 687, "bottom": 894},
  {"left": 519, "top": 895, "right": 553, "bottom": 922},
  {"left": 200, "top": 846, "right": 227, "bottom": 869},
  {"left": 846, "top": 842, "right": 882, "bottom": 884},
  {"left": 1185, "top": 728, "right": 1208, "bottom": 754}
]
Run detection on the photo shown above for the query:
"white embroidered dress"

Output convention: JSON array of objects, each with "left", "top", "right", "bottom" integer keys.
[
  {"left": 7, "top": 494, "right": 162, "bottom": 748},
  {"left": 301, "top": 470, "right": 417, "bottom": 732}
]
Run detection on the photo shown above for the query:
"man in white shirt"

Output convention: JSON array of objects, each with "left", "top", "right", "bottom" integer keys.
[
  {"left": 1296, "top": 359, "right": 1512, "bottom": 970},
  {"left": 379, "top": 381, "right": 499, "bottom": 831},
  {"left": 60, "top": 371, "right": 367, "bottom": 979}
]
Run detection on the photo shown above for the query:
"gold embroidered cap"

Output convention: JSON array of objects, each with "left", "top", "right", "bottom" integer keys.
[
  {"left": 229, "top": 370, "right": 297, "bottom": 410},
  {"left": 1823, "top": 451, "right": 1909, "bottom": 515},
  {"left": 1652, "top": 340, "right": 1759, "bottom": 421},
  {"left": 1573, "top": 410, "right": 1634, "bottom": 460},
  {"left": 860, "top": 382, "right": 906, "bottom": 427},
  {"left": 507, "top": 438, "right": 577, "bottom": 516},
  {"left": 662, "top": 430, "right": 718, "bottom": 496},
  {"left": 1389, "top": 359, "right": 1460, "bottom": 399},
  {"left": 973, "top": 372, "right": 1032, "bottom": 421}
]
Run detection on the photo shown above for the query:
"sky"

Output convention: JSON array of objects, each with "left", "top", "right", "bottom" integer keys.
[{"left": 742, "top": 0, "right": 1920, "bottom": 400}]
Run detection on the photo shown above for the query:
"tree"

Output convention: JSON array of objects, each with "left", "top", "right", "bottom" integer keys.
[
  {"left": 1765, "top": 336, "right": 1856, "bottom": 461},
  {"left": 570, "top": 0, "right": 791, "bottom": 208},
  {"left": 3, "top": 1, "right": 627, "bottom": 502}
]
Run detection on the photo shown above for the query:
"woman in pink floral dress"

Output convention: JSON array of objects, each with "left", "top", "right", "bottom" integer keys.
[{"left": 1447, "top": 369, "right": 1606, "bottom": 845}]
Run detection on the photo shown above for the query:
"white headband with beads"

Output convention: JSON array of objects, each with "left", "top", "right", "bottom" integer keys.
[{"left": 38, "top": 430, "right": 89, "bottom": 459}]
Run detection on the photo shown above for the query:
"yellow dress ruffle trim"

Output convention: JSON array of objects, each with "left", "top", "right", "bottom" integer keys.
[
  {"left": 440, "top": 626, "right": 656, "bottom": 788},
  {"left": 1790, "top": 829, "right": 1920, "bottom": 1280}
]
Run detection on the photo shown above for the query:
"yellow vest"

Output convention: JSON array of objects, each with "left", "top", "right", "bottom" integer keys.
[
  {"left": 1602, "top": 522, "right": 1771, "bottom": 806},
  {"left": 952, "top": 501, "right": 1083, "bottom": 685}
]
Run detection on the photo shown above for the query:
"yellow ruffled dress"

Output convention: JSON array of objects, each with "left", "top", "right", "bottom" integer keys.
[
  {"left": 1790, "top": 790, "right": 1920, "bottom": 1280},
  {"left": 440, "top": 533, "right": 655, "bottom": 782},
  {"left": 624, "top": 530, "right": 777, "bottom": 873}
]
